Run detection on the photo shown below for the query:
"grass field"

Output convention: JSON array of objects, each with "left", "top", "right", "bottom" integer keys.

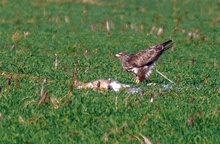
[{"left": 0, "top": 0, "right": 220, "bottom": 143}]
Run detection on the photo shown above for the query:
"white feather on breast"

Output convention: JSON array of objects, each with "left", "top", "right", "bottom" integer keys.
[
  {"left": 131, "top": 64, "right": 155, "bottom": 75},
  {"left": 131, "top": 67, "right": 139, "bottom": 74},
  {"left": 145, "top": 64, "right": 155, "bottom": 78}
]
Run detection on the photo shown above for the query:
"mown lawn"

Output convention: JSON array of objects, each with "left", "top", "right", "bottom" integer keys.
[{"left": 0, "top": 0, "right": 220, "bottom": 143}]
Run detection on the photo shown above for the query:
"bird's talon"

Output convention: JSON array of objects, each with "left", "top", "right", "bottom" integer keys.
[{"left": 135, "top": 79, "right": 140, "bottom": 84}]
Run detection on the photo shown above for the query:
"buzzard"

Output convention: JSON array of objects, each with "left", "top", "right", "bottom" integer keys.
[{"left": 116, "top": 40, "right": 173, "bottom": 83}]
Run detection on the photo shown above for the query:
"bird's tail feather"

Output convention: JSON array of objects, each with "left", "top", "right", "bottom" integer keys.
[{"left": 162, "top": 40, "right": 173, "bottom": 51}]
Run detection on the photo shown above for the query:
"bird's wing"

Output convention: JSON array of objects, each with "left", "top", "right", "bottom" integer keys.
[
  {"left": 127, "top": 48, "right": 160, "bottom": 67},
  {"left": 128, "top": 40, "right": 173, "bottom": 67}
]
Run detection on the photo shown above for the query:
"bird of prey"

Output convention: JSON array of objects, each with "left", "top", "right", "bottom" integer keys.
[{"left": 115, "top": 40, "right": 173, "bottom": 83}]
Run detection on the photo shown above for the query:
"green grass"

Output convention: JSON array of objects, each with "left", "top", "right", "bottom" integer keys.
[{"left": 0, "top": 0, "right": 220, "bottom": 143}]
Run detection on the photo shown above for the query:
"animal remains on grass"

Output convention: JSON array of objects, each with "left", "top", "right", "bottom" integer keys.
[
  {"left": 76, "top": 79, "right": 130, "bottom": 92},
  {"left": 116, "top": 40, "right": 173, "bottom": 83}
]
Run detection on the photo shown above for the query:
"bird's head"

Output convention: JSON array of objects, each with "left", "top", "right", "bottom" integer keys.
[{"left": 115, "top": 52, "right": 127, "bottom": 60}]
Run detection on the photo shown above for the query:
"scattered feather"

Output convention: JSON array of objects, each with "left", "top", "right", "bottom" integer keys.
[
  {"left": 147, "top": 83, "right": 156, "bottom": 86},
  {"left": 162, "top": 84, "right": 173, "bottom": 90},
  {"left": 84, "top": 48, "right": 88, "bottom": 58},
  {"left": 150, "top": 97, "right": 154, "bottom": 103},
  {"left": 187, "top": 118, "right": 195, "bottom": 126},
  {"left": 150, "top": 93, "right": 156, "bottom": 103},
  {"left": 188, "top": 28, "right": 200, "bottom": 39},
  {"left": 23, "top": 31, "right": 30, "bottom": 37},
  {"left": 126, "top": 87, "right": 141, "bottom": 94},
  {"left": 150, "top": 25, "right": 156, "bottom": 34}
]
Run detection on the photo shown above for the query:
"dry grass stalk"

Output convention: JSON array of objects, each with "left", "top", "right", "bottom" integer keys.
[
  {"left": 84, "top": 48, "right": 88, "bottom": 58},
  {"left": 28, "top": 114, "right": 43, "bottom": 123},
  {"left": 212, "top": 16, "right": 220, "bottom": 26},
  {"left": 106, "top": 19, "right": 111, "bottom": 33},
  {"left": 12, "top": 31, "right": 22, "bottom": 42},
  {"left": 54, "top": 53, "right": 58, "bottom": 70},
  {"left": 115, "top": 95, "right": 118, "bottom": 110},
  {"left": 38, "top": 90, "right": 50, "bottom": 106},
  {"left": 11, "top": 42, "right": 18, "bottom": 50},
  {"left": 51, "top": 97, "right": 60, "bottom": 109},
  {"left": 103, "top": 133, "right": 109, "bottom": 142},
  {"left": 140, "top": 133, "right": 152, "bottom": 144},
  {"left": 40, "top": 78, "right": 47, "bottom": 97},
  {"left": 150, "top": 25, "right": 156, "bottom": 34},
  {"left": 78, "top": 0, "right": 106, "bottom": 6},
  {"left": 65, "top": 15, "right": 70, "bottom": 23},
  {"left": 133, "top": 134, "right": 144, "bottom": 144},
  {"left": 0, "top": 113, "right": 4, "bottom": 120},
  {"left": 47, "top": 0, "right": 72, "bottom": 2},
  {"left": 18, "top": 116, "right": 25, "bottom": 123},
  {"left": 7, "top": 75, "right": 13, "bottom": 86},
  {"left": 69, "top": 85, "right": 73, "bottom": 94},
  {"left": 23, "top": 100, "right": 37, "bottom": 108}
]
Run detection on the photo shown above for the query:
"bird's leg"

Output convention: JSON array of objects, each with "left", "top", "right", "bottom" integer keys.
[
  {"left": 133, "top": 74, "right": 140, "bottom": 84},
  {"left": 135, "top": 76, "right": 140, "bottom": 84}
]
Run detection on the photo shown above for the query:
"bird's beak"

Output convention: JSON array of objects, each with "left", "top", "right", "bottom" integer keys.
[{"left": 115, "top": 54, "right": 120, "bottom": 57}]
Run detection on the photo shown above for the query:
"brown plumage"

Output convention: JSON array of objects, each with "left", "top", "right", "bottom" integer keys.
[{"left": 116, "top": 40, "right": 173, "bottom": 83}]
